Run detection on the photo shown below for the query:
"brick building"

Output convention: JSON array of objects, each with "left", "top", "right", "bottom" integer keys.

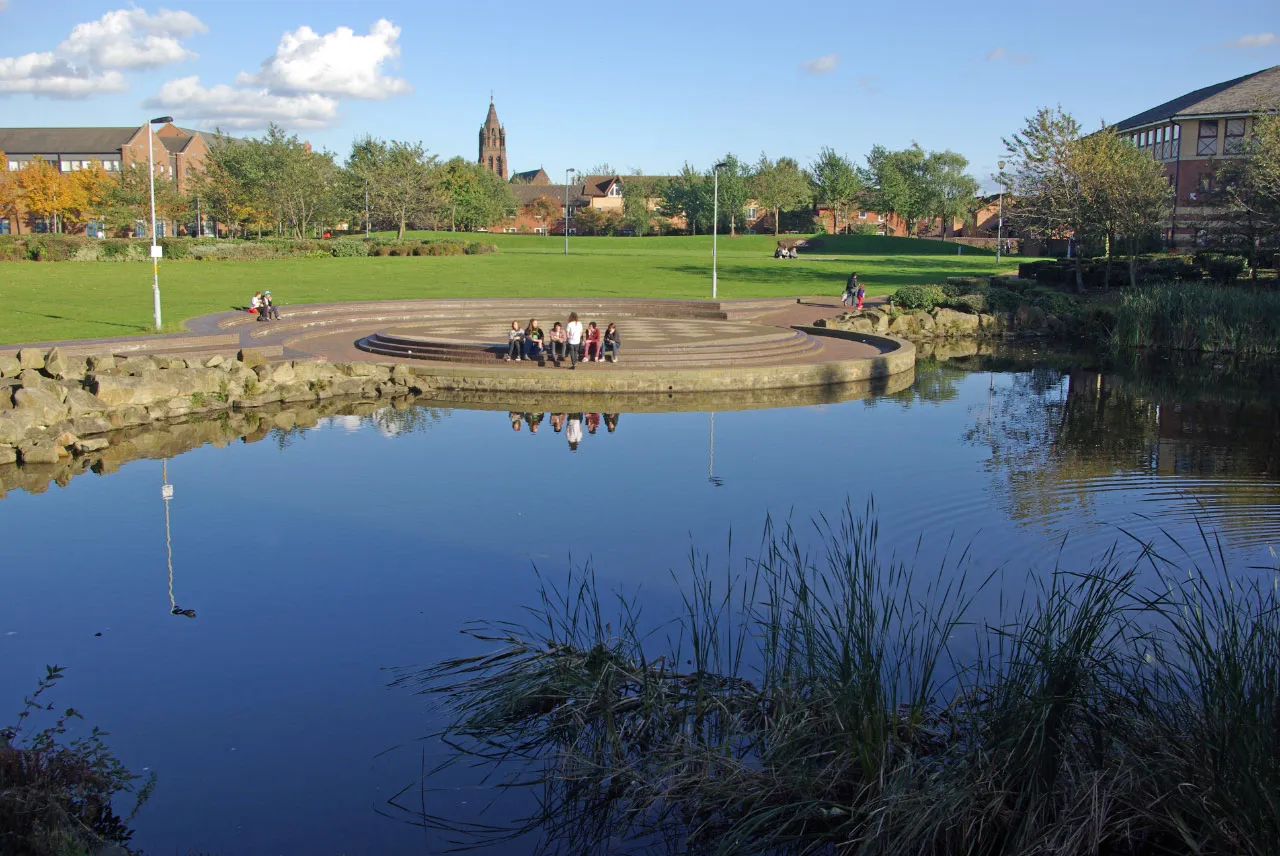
[
  {"left": 0, "top": 122, "right": 216, "bottom": 236},
  {"left": 1112, "top": 64, "right": 1280, "bottom": 247}
]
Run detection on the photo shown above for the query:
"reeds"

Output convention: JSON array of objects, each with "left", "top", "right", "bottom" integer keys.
[
  {"left": 395, "top": 505, "right": 1280, "bottom": 855},
  {"left": 1110, "top": 282, "right": 1280, "bottom": 356}
]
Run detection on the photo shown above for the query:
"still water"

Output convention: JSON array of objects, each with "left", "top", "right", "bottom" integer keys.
[{"left": 2, "top": 350, "right": 1277, "bottom": 855}]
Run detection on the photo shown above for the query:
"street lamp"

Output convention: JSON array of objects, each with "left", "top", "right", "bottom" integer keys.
[
  {"left": 564, "top": 168, "right": 576, "bottom": 255},
  {"left": 146, "top": 115, "right": 174, "bottom": 331},
  {"left": 712, "top": 161, "right": 728, "bottom": 299},
  {"left": 995, "top": 160, "right": 1006, "bottom": 264}
]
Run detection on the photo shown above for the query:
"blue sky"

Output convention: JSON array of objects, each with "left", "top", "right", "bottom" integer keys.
[{"left": 1, "top": 0, "right": 1277, "bottom": 188}]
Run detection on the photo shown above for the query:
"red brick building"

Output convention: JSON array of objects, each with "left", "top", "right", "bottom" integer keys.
[{"left": 478, "top": 99, "right": 507, "bottom": 180}]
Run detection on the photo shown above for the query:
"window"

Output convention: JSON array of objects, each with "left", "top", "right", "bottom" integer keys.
[
  {"left": 1197, "top": 173, "right": 1213, "bottom": 195},
  {"left": 60, "top": 161, "right": 72, "bottom": 171},
  {"left": 1173, "top": 123, "right": 1181, "bottom": 139},
  {"left": 534, "top": 227, "right": 547, "bottom": 235},
  {"left": 7, "top": 160, "right": 19, "bottom": 170},
  {"left": 0, "top": 218, "right": 9, "bottom": 235},
  {"left": 1224, "top": 118, "right": 1246, "bottom": 154},
  {"left": 1197, "top": 120, "right": 1218, "bottom": 156},
  {"left": 745, "top": 207, "right": 757, "bottom": 220},
  {"left": 607, "top": 183, "right": 622, "bottom": 197},
  {"left": 503, "top": 227, "right": 517, "bottom": 233}
]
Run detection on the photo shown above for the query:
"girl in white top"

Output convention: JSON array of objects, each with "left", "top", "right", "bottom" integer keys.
[{"left": 565, "top": 312, "right": 584, "bottom": 367}]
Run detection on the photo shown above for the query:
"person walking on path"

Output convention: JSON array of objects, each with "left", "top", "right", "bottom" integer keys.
[
  {"left": 856, "top": 281, "right": 866, "bottom": 310},
  {"left": 842, "top": 273, "right": 857, "bottom": 308}
]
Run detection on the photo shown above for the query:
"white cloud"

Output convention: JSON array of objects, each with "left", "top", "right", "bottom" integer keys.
[
  {"left": 1220, "top": 32, "right": 1277, "bottom": 48},
  {"left": 985, "top": 47, "right": 1030, "bottom": 65},
  {"left": 59, "top": 8, "right": 206, "bottom": 69},
  {"left": 236, "top": 19, "right": 410, "bottom": 99},
  {"left": 799, "top": 53, "right": 839, "bottom": 75},
  {"left": 145, "top": 76, "right": 339, "bottom": 129},
  {"left": 0, "top": 51, "right": 126, "bottom": 98},
  {"left": 0, "top": 7, "right": 201, "bottom": 98}
]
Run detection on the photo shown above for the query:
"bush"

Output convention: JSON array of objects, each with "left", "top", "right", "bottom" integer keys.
[
  {"left": 989, "top": 274, "right": 1031, "bottom": 294},
  {"left": 985, "top": 288, "right": 1024, "bottom": 314},
  {"left": 372, "top": 245, "right": 393, "bottom": 257},
  {"left": 0, "top": 237, "right": 21, "bottom": 262},
  {"left": 100, "top": 240, "right": 135, "bottom": 261},
  {"left": 938, "top": 293, "right": 987, "bottom": 314},
  {"left": 892, "top": 284, "right": 947, "bottom": 311},
  {"left": 158, "top": 237, "right": 188, "bottom": 260},
  {"left": 421, "top": 241, "right": 465, "bottom": 256},
  {"left": 1032, "top": 292, "right": 1081, "bottom": 315},
  {"left": 944, "top": 276, "right": 988, "bottom": 293},
  {"left": 465, "top": 241, "right": 497, "bottom": 254},
  {"left": 1196, "top": 253, "right": 1246, "bottom": 285},
  {"left": 331, "top": 239, "right": 370, "bottom": 257}
]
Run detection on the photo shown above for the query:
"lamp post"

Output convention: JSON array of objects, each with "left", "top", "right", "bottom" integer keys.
[
  {"left": 146, "top": 115, "right": 174, "bottom": 331},
  {"left": 712, "top": 161, "right": 727, "bottom": 299},
  {"left": 995, "top": 160, "right": 1006, "bottom": 264},
  {"left": 564, "top": 168, "right": 576, "bottom": 255}
]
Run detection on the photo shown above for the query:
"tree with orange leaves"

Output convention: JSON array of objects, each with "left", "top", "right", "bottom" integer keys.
[
  {"left": 15, "top": 157, "right": 69, "bottom": 230},
  {"left": 64, "top": 159, "right": 114, "bottom": 230},
  {"left": 0, "top": 151, "right": 21, "bottom": 225}
]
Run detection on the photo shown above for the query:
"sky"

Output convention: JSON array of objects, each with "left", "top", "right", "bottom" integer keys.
[{"left": 1, "top": 0, "right": 1278, "bottom": 189}]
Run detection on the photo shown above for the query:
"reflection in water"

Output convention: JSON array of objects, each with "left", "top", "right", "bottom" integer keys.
[
  {"left": 708, "top": 412, "right": 723, "bottom": 487},
  {"left": 161, "top": 460, "right": 195, "bottom": 619},
  {"left": 503, "top": 412, "right": 623, "bottom": 452},
  {"left": 931, "top": 350, "right": 1280, "bottom": 547}
]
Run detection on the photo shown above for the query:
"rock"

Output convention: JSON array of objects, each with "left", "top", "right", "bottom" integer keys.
[
  {"left": 1015, "top": 305, "right": 1048, "bottom": 330},
  {"left": 43, "top": 347, "right": 67, "bottom": 377},
  {"left": 862, "top": 309, "right": 891, "bottom": 334},
  {"left": 86, "top": 354, "right": 116, "bottom": 372},
  {"left": 115, "top": 356, "right": 159, "bottom": 375},
  {"left": 932, "top": 308, "right": 981, "bottom": 335},
  {"left": 110, "top": 406, "right": 151, "bottom": 428},
  {"left": 268, "top": 362, "right": 296, "bottom": 385},
  {"left": 17, "top": 348, "right": 45, "bottom": 370},
  {"left": 933, "top": 340, "right": 980, "bottom": 360},
  {"left": 279, "top": 383, "right": 317, "bottom": 403},
  {"left": 74, "top": 437, "right": 110, "bottom": 453},
  {"left": 53, "top": 430, "right": 79, "bottom": 448},
  {"left": 272, "top": 411, "right": 297, "bottom": 430},
  {"left": 205, "top": 354, "right": 225, "bottom": 368},
  {"left": 0, "top": 444, "right": 15, "bottom": 465},
  {"left": 17, "top": 440, "right": 60, "bottom": 465},
  {"left": 888, "top": 314, "right": 917, "bottom": 336},
  {"left": 911, "top": 311, "right": 936, "bottom": 333},
  {"left": 65, "top": 387, "right": 110, "bottom": 417},
  {"left": 18, "top": 369, "right": 63, "bottom": 398},
  {"left": 45, "top": 353, "right": 88, "bottom": 381},
  {"left": 70, "top": 416, "right": 112, "bottom": 436},
  {"left": 238, "top": 348, "right": 268, "bottom": 369},
  {"left": 13, "top": 387, "right": 68, "bottom": 425},
  {"left": 977, "top": 313, "right": 1004, "bottom": 332},
  {"left": 0, "top": 410, "right": 38, "bottom": 444},
  {"left": 341, "top": 362, "right": 380, "bottom": 378},
  {"left": 91, "top": 368, "right": 224, "bottom": 407},
  {"left": 0, "top": 354, "right": 21, "bottom": 377}
]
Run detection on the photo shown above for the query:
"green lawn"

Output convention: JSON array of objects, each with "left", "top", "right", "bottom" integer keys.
[{"left": 0, "top": 233, "right": 1022, "bottom": 344}]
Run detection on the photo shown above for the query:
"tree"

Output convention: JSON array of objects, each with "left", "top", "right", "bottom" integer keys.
[
  {"left": 436, "top": 158, "right": 514, "bottom": 231},
  {"left": 522, "top": 196, "right": 560, "bottom": 233},
  {"left": 1004, "top": 107, "right": 1090, "bottom": 292},
  {"left": 751, "top": 154, "right": 812, "bottom": 236},
  {"left": 925, "top": 150, "right": 980, "bottom": 238},
  {"left": 660, "top": 164, "right": 711, "bottom": 235},
  {"left": 0, "top": 151, "right": 21, "bottom": 225},
  {"left": 341, "top": 134, "right": 386, "bottom": 235},
  {"left": 809, "top": 147, "right": 862, "bottom": 234},
  {"left": 862, "top": 144, "right": 932, "bottom": 236},
  {"left": 1108, "top": 138, "right": 1172, "bottom": 288},
  {"left": 621, "top": 174, "right": 653, "bottom": 236},
  {"left": 64, "top": 160, "right": 114, "bottom": 231},
  {"left": 375, "top": 140, "right": 439, "bottom": 239},
  {"left": 1213, "top": 112, "right": 1280, "bottom": 279},
  {"left": 710, "top": 154, "right": 751, "bottom": 236},
  {"left": 15, "top": 158, "right": 65, "bottom": 230}
]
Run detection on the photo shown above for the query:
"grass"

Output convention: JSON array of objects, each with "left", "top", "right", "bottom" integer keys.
[
  {"left": 0, "top": 233, "right": 1020, "bottom": 344},
  {"left": 395, "top": 504, "right": 1280, "bottom": 856},
  {"left": 1110, "top": 281, "right": 1280, "bottom": 356}
]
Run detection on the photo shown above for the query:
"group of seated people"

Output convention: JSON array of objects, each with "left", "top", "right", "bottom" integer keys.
[
  {"left": 248, "top": 291, "right": 280, "bottom": 321},
  {"left": 773, "top": 245, "right": 799, "bottom": 259},
  {"left": 507, "top": 313, "right": 621, "bottom": 366}
]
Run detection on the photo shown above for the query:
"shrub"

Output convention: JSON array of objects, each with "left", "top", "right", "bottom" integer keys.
[
  {"left": 421, "top": 241, "right": 465, "bottom": 256},
  {"left": 985, "top": 287, "right": 1024, "bottom": 314},
  {"left": 465, "top": 241, "right": 497, "bottom": 254},
  {"left": 1032, "top": 292, "right": 1081, "bottom": 315},
  {"left": 939, "top": 293, "right": 987, "bottom": 314},
  {"left": 892, "top": 284, "right": 947, "bottom": 311},
  {"left": 372, "top": 245, "right": 393, "bottom": 257},
  {"left": 100, "top": 240, "right": 134, "bottom": 261},
  {"left": 989, "top": 274, "right": 1031, "bottom": 294},
  {"left": 945, "top": 276, "right": 988, "bottom": 293},
  {"left": 331, "top": 239, "right": 370, "bottom": 257},
  {"left": 1196, "top": 253, "right": 1246, "bottom": 285},
  {"left": 158, "top": 237, "right": 188, "bottom": 260},
  {"left": 1111, "top": 282, "right": 1280, "bottom": 355}
]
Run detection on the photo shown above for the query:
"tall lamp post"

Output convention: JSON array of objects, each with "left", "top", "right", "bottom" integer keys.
[
  {"left": 563, "top": 168, "right": 576, "bottom": 255},
  {"left": 146, "top": 115, "right": 174, "bottom": 331},
  {"left": 711, "top": 161, "right": 727, "bottom": 299},
  {"left": 995, "top": 160, "right": 1006, "bottom": 264}
]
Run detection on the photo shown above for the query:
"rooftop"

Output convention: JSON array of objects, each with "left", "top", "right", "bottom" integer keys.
[
  {"left": 0, "top": 127, "right": 140, "bottom": 155},
  {"left": 1114, "top": 64, "right": 1280, "bottom": 131}
]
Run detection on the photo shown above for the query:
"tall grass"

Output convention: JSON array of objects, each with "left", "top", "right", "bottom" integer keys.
[
  {"left": 396, "top": 506, "right": 1280, "bottom": 855},
  {"left": 1110, "top": 282, "right": 1280, "bottom": 356}
]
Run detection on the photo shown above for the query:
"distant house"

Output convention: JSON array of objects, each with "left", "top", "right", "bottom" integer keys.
[
  {"left": 0, "top": 122, "right": 218, "bottom": 236},
  {"left": 1110, "top": 63, "right": 1280, "bottom": 247}
]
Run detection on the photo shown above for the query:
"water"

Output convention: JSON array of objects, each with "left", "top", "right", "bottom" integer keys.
[{"left": 1, "top": 349, "right": 1277, "bottom": 854}]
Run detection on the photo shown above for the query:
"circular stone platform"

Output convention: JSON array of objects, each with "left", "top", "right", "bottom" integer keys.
[{"left": 8, "top": 297, "right": 915, "bottom": 400}]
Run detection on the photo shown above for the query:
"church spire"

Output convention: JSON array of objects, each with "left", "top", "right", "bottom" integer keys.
[{"left": 479, "top": 96, "right": 507, "bottom": 180}]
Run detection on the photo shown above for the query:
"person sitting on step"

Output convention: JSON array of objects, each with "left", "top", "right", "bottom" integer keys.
[
  {"left": 523, "top": 318, "right": 545, "bottom": 360},
  {"left": 603, "top": 323, "right": 621, "bottom": 363},
  {"left": 583, "top": 322, "right": 602, "bottom": 362},
  {"left": 505, "top": 320, "right": 524, "bottom": 361}
]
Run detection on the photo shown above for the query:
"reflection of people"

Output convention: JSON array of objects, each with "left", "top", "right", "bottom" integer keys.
[
  {"left": 524, "top": 412, "right": 544, "bottom": 434},
  {"left": 586, "top": 412, "right": 600, "bottom": 434},
  {"left": 550, "top": 412, "right": 566, "bottom": 433},
  {"left": 604, "top": 413, "right": 619, "bottom": 433},
  {"left": 508, "top": 411, "right": 522, "bottom": 432},
  {"left": 566, "top": 413, "right": 583, "bottom": 451}
]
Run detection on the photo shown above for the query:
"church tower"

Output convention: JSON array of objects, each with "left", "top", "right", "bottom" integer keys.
[{"left": 478, "top": 98, "right": 507, "bottom": 180}]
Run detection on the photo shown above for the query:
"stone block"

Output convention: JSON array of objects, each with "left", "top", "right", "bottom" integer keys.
[
  {"left": 0, "top": 354, "right": 21, "bottom": 377},
  {"left": 205, "top": 354, "right": 225, "bottom": 368},
  {"left": 268, "top": 362, "right": 296, "bottom": 385},
  {"left": 74, "top": 438, "right": 110, "bottom": 453},
  {"left": 17, "top": 441, "right": 61, "bottom": 465},
  {"left": 17, "top": 348, "right": 45, "bottom": 370},
  {"left": 66, "top": 387, "right": 110, "bottom": 417},
  {"left": 238, "top": 349, "right": 268, "bottom": 368},
  {"left": 0, "top": 444, "right": 15, "bottom": 465},
  {"left": 0, "top": 410, "right": 38, "bottom": 444},
  {"left": 13, "top": 387, "right": 68, "bottom": 426},
  {"left": 86, "top": 354, "right": 116, "bottom": 372},
  {"left": 70, "top": 416, "right": 112, "bottom": 436},
  {"left": 933, "top": 308, "right": 981, "bottom": 334},
  {"left": 116, "top": 356, "right": 159, "bottom": 375}
]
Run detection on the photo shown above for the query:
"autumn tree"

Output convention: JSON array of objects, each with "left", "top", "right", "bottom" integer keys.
[
  {"left": 15, "top": 158, "right": 65, "bottom": 230},
  {"left": 64, "top": 160, "right": 114, "bottom": 231},
  {"left": 751, "top": 154, "right": 812, "bottom": 236},
  {"left": 809, "top": 147, "right": 862, "bottom": 234},
  {"left": 0, "top": 152, "right": 20, "bottom": 225},
  {"left": 522, "top": 196, "right": 560, "bottom": 233}
]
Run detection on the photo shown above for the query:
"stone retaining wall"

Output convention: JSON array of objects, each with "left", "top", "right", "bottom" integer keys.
[{"left": 814, "top": 305, "right": 1073, "bottom": 341}]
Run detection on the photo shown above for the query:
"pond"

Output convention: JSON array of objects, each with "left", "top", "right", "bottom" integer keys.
[{"left": 2, "top": 348, "right": 1278, "bottom": 855}]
